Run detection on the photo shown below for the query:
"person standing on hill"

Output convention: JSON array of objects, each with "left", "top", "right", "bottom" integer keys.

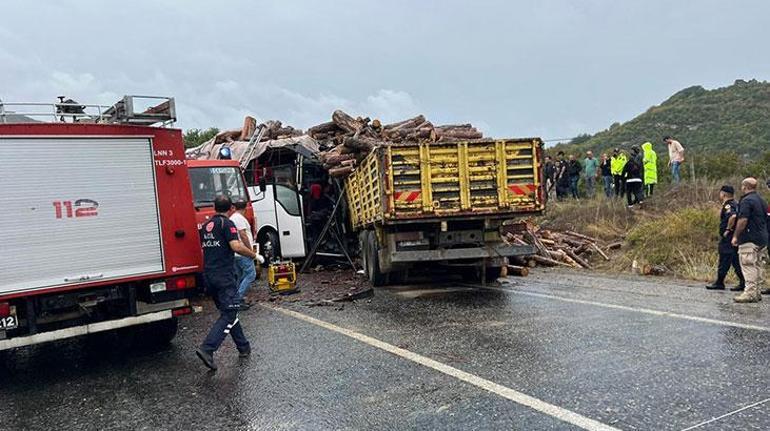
[
  {"left": 567, "top": 154, "right": 582, "bottom": 199},
  {"left": 544, "top": 155, "right": 556, "bottom": 200},
  {"left": 600, "top": 153, "right": 613, "bottom": 198},
  {"left": 641, "top": 142, "right": 658, "bottom": 197},
  {"left": 583, "top": 151, "right": 599, "bottom": 198},
  {"left": 664, "top": 136, "right": 685, "bottom": 184},
  {"left": 554, "top": 151, "right": 569, "bottom": 201},
  {"left": 622, "top": 146, "right": 644, "bottom": 208},
  {"left": 610, "top": 148, "right": 627, "bottom": 198},
  {"left": 706, "top": 185, "right": 745, "bottom": 291},
  {"left": 731, "top": 177, "right": 769, "bottom": 303}
]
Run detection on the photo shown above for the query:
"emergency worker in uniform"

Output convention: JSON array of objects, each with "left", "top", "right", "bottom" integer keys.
[
  {"left": 196, "top": 195, "right": 258, "bottom": 370},
  {"left": 705, "top": 185, "right": 744, "bottom": 291},
  {"left": 731, "top": 178, "right": 769, "bottom": 303}
]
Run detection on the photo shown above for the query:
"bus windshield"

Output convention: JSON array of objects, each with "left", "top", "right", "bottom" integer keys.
[{"left": 188, "top": 166, "right": 248, "bottom": 207}]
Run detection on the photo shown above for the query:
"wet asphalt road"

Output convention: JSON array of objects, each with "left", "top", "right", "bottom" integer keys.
[{"left": 1, "top": 269, "right": 769, "bottom": 430}]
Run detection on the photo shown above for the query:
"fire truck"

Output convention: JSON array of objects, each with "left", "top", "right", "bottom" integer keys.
[
  {"left": 187, "top": 159, "right": 255, "bottom": 236},
  {"left": 0, "top": 96, "right": 202, "bottom": 352}
]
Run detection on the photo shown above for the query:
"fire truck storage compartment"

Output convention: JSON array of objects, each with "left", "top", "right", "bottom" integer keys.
[{"left": 0, "top": 137, "right": 164, "bottom": 295}]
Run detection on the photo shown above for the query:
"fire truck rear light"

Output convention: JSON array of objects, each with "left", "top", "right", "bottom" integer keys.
[
  {"left": 172, "top": 306, "right": 193, "bottom": 317},
  {"left": 0, "top": 302, "right": 10, "bottom": 318},
  {"left": 149, "top": 282, "right": 167, "bottom": 293},
  {"left": 168, "top": 275, "right": 196, "bottom": 290}
]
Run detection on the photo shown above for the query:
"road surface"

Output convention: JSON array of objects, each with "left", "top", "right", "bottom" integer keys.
[{"left": 2, "top": 269, "right": 769, "bottom": 430}]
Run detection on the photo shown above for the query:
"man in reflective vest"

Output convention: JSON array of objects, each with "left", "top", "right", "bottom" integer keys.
[
  {"left": 641, "top": 142, "right": 658, "bottom": 197},
  {"left": 610, "top": 148, "right": 628, "bottom": 198}
]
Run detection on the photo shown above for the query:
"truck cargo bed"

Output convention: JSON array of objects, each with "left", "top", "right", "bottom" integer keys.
[{"left": 346, "top": 138, "right": 544, "bottom": 228}]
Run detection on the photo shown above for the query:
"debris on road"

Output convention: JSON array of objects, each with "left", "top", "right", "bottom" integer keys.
[
  {"left": 248, "top": 267, "right": 372, "bottom": 307},
  {"left": 504, "top": 220, "right": 619, "bottom": 270}
]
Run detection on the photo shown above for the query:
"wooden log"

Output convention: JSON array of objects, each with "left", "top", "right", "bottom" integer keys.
[
  {"left": 383, "top": 115, "right": 426, "bottom": 131},
  {"left": 324, "top": 153, "right": 356, "bottom": 165},
  {"left": 564, "top": 230, "right": 598, "bottom": 243},
  {"left": 592, "top": 243, "right": 610, "bottom": 261},
  {"left": 436, "top": 123, "right": 473, "bottom": 130},
  {"left": 342, "top": 135, "right": 378, "bottom": 152},
  {"left": 523, "top": 229, "right": 549, "bottom": 257},
  {"left": 531, "top": 255, "right": 572, "bottom": 268},
  {"left": 506, "top": 265, "right": 529, "bottom": 277},
  {"left": 329, "top": 166, "right": 353, "bottom": 178},
  {"left": 540, "top": 238, "right": 557, "bottom": 246},
  {"left": 239, "top": 116, "right": 257, "bottom": 141},
  {"left": 550, "top": 249, "right": 580, "bottom": 268},
  {"left": 643, "top": 264, "right": 666, "bottom": 276},
  {"left": 436, "top": 129, "right": 483, "bottom": 140},
  {"left": 526, "top": 259, "right": 537, "bottom": 268},
  {"left": 308, "top": 121, "right": 340, "bottom": 135},
  {"left": 564, "top": 248, "right": 591, "bottom": 269},
  {"left": 606, "top": 242, "right": 623, "bottom": 250},
  {"left": 332, "top": 110, "right": 366, "bottom": 133}
]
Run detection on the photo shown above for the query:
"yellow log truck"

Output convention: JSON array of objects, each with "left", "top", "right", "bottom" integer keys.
[{"left": 345, "top": 138, "right": 545, "bottom": 285}]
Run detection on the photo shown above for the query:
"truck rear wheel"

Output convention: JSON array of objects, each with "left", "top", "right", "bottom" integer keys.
[
  {"left": 484, "top": 267, "right": 503, "bottom": 283},
  {"left": 366, "top": 231, "right": 388, "bottom": 287}
]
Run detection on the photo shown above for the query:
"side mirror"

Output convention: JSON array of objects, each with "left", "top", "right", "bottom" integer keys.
[{"left": 259, "top": 176, "right": 267, "bottom": 193}]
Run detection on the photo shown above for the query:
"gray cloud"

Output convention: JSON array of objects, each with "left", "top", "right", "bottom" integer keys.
[{"left": 2, "top": 0, "right": 769, "bottom": 140}]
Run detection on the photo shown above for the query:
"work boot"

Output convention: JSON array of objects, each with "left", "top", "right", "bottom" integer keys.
[
  {"left": 195, "top": 348, "right": 217, "bottom": 371},
  {"left": 730, "top": 284, "right": 745, "bottom": 292},
  {"left": 705, "top": 283, "right": 725, "bottom": 290},
  {"left": 238, "top": 347, "right": 252, "bottom": 358},
  {"left": 761, "top": 288, "right": 770, "bottom": 295},
  {"left": 733, "top": 292, "right": 762, "bottom": 303}
]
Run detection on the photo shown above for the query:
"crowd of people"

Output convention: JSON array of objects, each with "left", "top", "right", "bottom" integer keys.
[
  {"left": 543, "top": 136, "right": 769, "bottom": 305},
  {"left": 544, "top": 136, "right": 685, "bottom": 208}
]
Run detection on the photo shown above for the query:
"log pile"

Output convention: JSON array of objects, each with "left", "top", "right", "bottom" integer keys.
[
  {"left": 310, "top": 110, "right": 484, "bottom": 178},
  {"left": 214, "top": 116, "right": 303, "bottom": 145},
  {"left": 504, "top": 222, "right": 614, "bottom": 270}
]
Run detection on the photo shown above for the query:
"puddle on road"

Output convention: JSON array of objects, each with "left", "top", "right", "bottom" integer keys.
[{"left": 386, "top": 286, "right": 481, "bottom": 299}]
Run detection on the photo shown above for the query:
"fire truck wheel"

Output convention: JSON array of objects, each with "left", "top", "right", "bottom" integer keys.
[
  {"left": 366, "top": 231, "right": 388, "bottom": 287},
  {"left": 140, "top": 317, "right": 179, "bottom": 345}
]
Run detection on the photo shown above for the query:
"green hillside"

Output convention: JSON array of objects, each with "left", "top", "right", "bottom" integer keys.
[{"left": 553, "top": 79, "right": 770, "bottom": 157}]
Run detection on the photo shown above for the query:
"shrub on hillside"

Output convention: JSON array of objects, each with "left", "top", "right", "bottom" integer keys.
[{"left": 625, "top": 206, "right": 719, "bottom": 281}]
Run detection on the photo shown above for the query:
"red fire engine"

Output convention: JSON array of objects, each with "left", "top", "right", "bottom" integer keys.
[{"left": 0, "top": 96, "right": 202, "bottom": 351}]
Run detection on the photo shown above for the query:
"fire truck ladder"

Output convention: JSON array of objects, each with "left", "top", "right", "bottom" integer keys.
[{"left": 0, "top": 95, "right": 176, "bottom": 126}]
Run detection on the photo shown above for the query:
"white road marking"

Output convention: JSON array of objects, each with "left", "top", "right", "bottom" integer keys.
[
  {"left": 484, "top": 286, "right": 770, "bottom": 332},
  {"left": 267, "top": 305, "right": 620, "bottom": 431},
  {"left": 680, "top": 397, "right": 770, "bottom": 431}
]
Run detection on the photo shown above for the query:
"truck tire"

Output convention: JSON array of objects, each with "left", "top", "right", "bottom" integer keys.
[
  {"left": 484, "top": 267, "right": 503, "bottom": 283},
  {"left": 359, "top": 231, "right": 369, "bottom": 275},
  {"left": 366, "top": 231, "right": 388, "bottom": 287}
]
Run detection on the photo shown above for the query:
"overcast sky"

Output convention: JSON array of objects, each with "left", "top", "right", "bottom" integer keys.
[{"left": 2, "top": 0, "right": 769, "bottom": 141}]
